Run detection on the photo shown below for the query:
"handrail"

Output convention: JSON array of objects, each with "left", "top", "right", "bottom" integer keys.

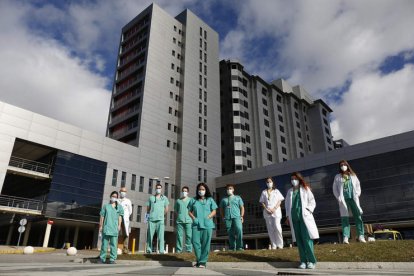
[
  {"left": 0, "top": 195, "right": 44, "bottom": 213},
  {"left": 8, "top": 156, "right": 51, "bottom": 175}
]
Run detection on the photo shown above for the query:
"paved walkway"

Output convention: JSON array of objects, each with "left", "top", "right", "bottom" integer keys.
[{"left": 0, "top": 249, "right": 413, "bottom": 275}]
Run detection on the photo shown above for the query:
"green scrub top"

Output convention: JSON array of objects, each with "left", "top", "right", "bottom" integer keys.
[
  {"left": 175, "top": 197, "right": 193, "bottom": 223},
  {"left": 343, "top": 175, "right": 353, "bottom": 199},
  {"left": 147, "top": 195, "right": 169, "bottom": 222},
  {"left": 100, "top": 203, "right": 124, "bottom": 236},
  {"left": 291, "top": 189, "right": 302, "bottom": 222},
  {"left": 219, "top": 195, "right": 244, "bottom": 219},
  {"left": 188, "top": 197, "right": 218, "bottom": 229}
]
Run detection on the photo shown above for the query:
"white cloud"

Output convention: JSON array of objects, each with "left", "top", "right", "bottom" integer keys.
[
  {"left": 330, "top": 64, "right": 414, "bottom": 144},
  {"left": 0, "top": 0, "right": 111, "bottom": 135}
]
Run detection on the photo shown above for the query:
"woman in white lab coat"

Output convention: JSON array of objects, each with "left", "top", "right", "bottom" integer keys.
[
  {"left": 332, "top": 160, "right": 366, "bottom": 244},
  {"left": 259, "top": 177, "right": 284, "bottom": 249},
  {"left": 285, "top": 172, "right": 319, "bottom": 269}
]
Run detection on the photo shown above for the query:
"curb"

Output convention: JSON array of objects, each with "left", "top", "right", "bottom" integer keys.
[
  {"left": 74, "top": 259, "right": 414, "bottom": 270},
  {"left": 0, "top": 248, "right": 56, "bottom": 255}
]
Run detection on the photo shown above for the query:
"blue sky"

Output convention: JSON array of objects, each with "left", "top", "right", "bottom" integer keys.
[{"left": 1, "top": 0, "right": 414, "bottom": 144}]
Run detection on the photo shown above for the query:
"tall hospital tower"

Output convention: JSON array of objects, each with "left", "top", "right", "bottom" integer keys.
[{"left": 106, "top": 4, "right": 221, "bottom": 194}]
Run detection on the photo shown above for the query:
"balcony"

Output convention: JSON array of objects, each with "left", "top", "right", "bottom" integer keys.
[
  {"left": 108, "top": 106, "right": 140, "bottom": 127},
  {"left": 8, "top": 156, "right": 51, "bottom": 179},
  {"left": 112, "top": 90, "right": 141, "bottom": 111},
  {"left": 0, "top": 195, "right": 43, "bottom": 216}
]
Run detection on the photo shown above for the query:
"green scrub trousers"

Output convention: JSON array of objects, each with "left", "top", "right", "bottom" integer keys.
[
  {"left": 176, "top": 222, "right": 192, "bottom": 253},
  {"left": 146, "top": 220, "right": 165, "bottom": 253},
  {"left": 192, "top": 227, "right": 213, "bottom": 266},
  {"left": 225, "top": 218, "right": 243, "bottom": 250},
  {"left": 100, "top": 235, "right": 118, "bottom": 261},
  {"left": 292, "top": 190, "right": 316, "bottom": 264},
  {"left": 341, "top": 198, "right": 364, "bottom": 238}
]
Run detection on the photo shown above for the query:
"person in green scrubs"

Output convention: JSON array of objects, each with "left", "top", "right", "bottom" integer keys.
[
  {"left": 146, "top": 183, "right": 169, "bottom": 254},
  {"left": 219, "top": 184, "right": 244, "bottom": 251},
  {"left": 174, "top": 186, "right": 193, "bottom": 253},
  {"left": 99, "top": 191, "right": 124, "bottom": 264},
  {"left": 285, "top": 172, "right": 319, "bottom": 270},
  {"left": 333, "top": 160, "right": 366, "bottom": 244},
  {"left": 188, "top": 183, "right": 217, "bottom": 268}
]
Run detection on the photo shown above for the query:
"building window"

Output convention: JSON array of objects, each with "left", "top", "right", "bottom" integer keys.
[
  {"left": 325, "top": 127, "right": 330, "bottom": 135},
  {"left": 199, "top": 102, "right": 202, "bottom": 114},
  {"left": 204, "top": 41, "right": 207, "bottom": 51},
  {"left": 300, "top": 152, "right": 304, "bottom": 157},
  {"left": 148, "top": 178, "right": 153, "bottom": 194},
  {"left": 294, "top": 102, "right": 298, "bottom": 109},
  {"left": 204, "top": 77, "right": 207, "bottom": 88},
  {"left": 204, "top": 150, "right": 207, "bottom": 163},
  {"left": 200, "top": 27, "right": 202, "bottom": 36},
  {"left": 281, "top": 136, "right": 286, "bottom": 144},
  {"left": 199, "top": 117, "right": 202, "bottom": 128},
  {"left": 295, "top": 112, "right": 299, "bottom": 119},
  {"left": 137, "top": 206, "right": 142, "bottom": 222},
  {"left": 262, "top": 88, "right": 267, "bottom": 96},
  {"left": 263, "top": 109, "right": 268, "bottom": 116},
  {"left": 168, "top": 123, "right": 171, "bottom": 130},
  {"left": 247, "top": 160, "right": 252, "bottom": 168},
  {"left": 308, "top": 145, "right": 312, "bottom": 151},
  {"left": 139, "top": 176, "right": 144, "bottom": 192},
  {"left": 276, "top": 95, "right": 282, "bottom": 103},
  {"left": 170, "top": 91, "right": 173, "bottom": 98},
  {"left": 323, "top": 118, "right": 328, "bottom": 125},
  {"left": 199, "top": 132, "right": 202, "bottom": 145},
  {"left": 170, "top": 211, "right": 174, "bottom": 226},
  {"left": 167, "top": 140, "right": 170, "bottom": 147},
  {"left": 121, "top": 172, "right": 126, "bottom": 187},
  {"left": 174, "top": 26, "right": 177, "bottom": 32},
  {"left": 327, "top": 137, "right": 332, "bottom": 144},
  {"left": 282, "top": 147, "right": 287, "bottom": 154},
  {"left": 204, "top": 119, "right": 207, "bottom": 131},
  {"left": 265, "top": 130, "right": 270, "bottom": 138},
  {"left": 199, "top": 148, "right": 202, "bottom": 161},
  {"left": 264, "top": 119, "right": 270, "bottom": 127},
  {"left": 262, "top": 98, "right": 267, "bottom": 106},
  {"left": 164, "top": 182, "right": 169, "bottom": 197},
  {"left": 171, "top": 184, "right": 176, "bottom": 199},
  {"left": 204, "top": 104, "right": 207, "bottom": 116},
  {"left": 266, "top": 141, "right": 272, "bottom": 150},
  {"left": 204, "top": 91, "right": 207, "bottom": 102},
  {"left": 279, "top": 125, "right": 285, "bottom": 133},
  {"left": 204, "top": 30, "right": 207, "bottom": 39},
  {"left": 296, "top": 121, "right": 300, "bottom": 128},
  {"left": 246, "top": 147, "right": 251, "bottom": 155},
  {"left": 198, "top": 168, "right": 202, "bottom": 181},
  {"left": 299, "top": 142, "right": 303, "bottom": 149},
  {"left": 169, "top": 107, "right": 172, "bottom": 114},
  {"left": 131, "top": 174, "right": 136, "bottom": 191},
  {"left": 322, "top": 109, "right": 327, "bottom": 116},
  {"left": 297, "top": 131, "right": 302, "bottom": 138},
  {"left": 112, "top": 169, "right": 118, "bottom": 186},
  {"left": 267, "top": 153, "right": 272, "bottom": 162},
  {"left": 246, "top": 135, "right": 251, "bottom": 143},
  {"left": 171, "top": 63, "right": 175, "bottom": 70},
  {"left": 204, "top": 134, "right": 207, "bottom": 146},
  {"left": 204, "top": 169, "right": 207, "bottom": 182},
  {"left": 172, "top": 50, "right": 175, "bottom": 56},
  {"left": 278, "top": 115, "right": 283, "bottom": 122}
]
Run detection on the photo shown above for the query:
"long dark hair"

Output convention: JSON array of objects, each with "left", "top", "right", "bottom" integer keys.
[
  {"left": 291, "top": 172, "right": 310, "bottom": 190},
  {"left": 195, "top": 183, "right": 212, "bottom": 200},
  {"left": 338, "top": 160, "right": 356, "bottom": 176}
]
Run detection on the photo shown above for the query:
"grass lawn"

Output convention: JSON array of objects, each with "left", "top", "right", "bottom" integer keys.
[{"left": 118, "top": 240, "right": 414, "bottom": 262}]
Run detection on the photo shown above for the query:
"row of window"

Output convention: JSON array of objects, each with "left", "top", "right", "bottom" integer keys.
[
  {"left": 111, "top": 170, "right": 176, "bottom": 198},
  {"left": 198, "top": 148, "right": 208, "bottom": 163}
]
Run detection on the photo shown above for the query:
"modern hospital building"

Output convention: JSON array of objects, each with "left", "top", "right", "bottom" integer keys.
[{"left": 1, "top": 4, "right": 413, "bottom": 250}]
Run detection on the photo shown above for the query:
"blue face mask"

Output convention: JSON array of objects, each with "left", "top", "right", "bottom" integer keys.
[{"left": 198, "top": 190, "right": 206, "bottom": 196}]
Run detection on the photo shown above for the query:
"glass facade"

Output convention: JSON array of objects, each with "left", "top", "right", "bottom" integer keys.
[
  {"left": 216, "top": 147, "right": 414, "bottom": 238},
  {"left": 45, "top": 150, "right": 107, "bottom": 222}
]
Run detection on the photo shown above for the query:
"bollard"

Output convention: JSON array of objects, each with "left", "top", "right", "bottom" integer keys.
[
  {"left": 165, "top": 244, "right": 168, "bottom": 254},
  {"left": 172, "top": 247, "right": 175, "bottom": 254},
  {"left": 132, "top": 238, "right": 136, "bottom": 254}
]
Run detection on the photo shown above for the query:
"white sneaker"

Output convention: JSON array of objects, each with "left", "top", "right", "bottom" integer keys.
[
  {"left": 298, "top": 262, "right": 306, "bottom": 269},
  {"left": 307, "top": 262, "right": 316, "bottom": 269},
  {"left": 358, "top": 235, "right": 366, "bottom": 243},
  {"left": 343, "top": 236, "right": 349, "bottom": 244}
]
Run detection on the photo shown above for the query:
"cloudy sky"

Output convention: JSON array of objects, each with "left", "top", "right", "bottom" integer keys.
[{"left": 0, "top": 0, "right": 413, "bottom": 145}]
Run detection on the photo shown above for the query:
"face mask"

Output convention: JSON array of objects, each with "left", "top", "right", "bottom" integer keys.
[
  {"left": 198, "top": 190, "right": 206, "bottom": 196},
  {"left": 227, "top": 189, "right": 234, "bottom": 196},
  {"left": 181, "top": 191, "right": 188, "bottom": 197},
  {"left": 266, "top": 182, "right": 273, "bottom": 189},
  {"left": 156, "top": 188, "right": 162, "bottom": 194},
  {"left": 341, "top": 165, "right": 348, "bottom": 172},
  {"left": 110, "top": 197, "right": 118, "bottom": 203},
  {"left": 120, "top": 192, "right": 126, "bottom": 198},
  {"left": 291, "top": 179, "right": 299, "bottom": 187}
]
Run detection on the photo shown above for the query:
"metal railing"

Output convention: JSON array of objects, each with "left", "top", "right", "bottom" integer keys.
[
  {"left": 0, "top": 195, "right": 44, "bottom": 213},
  {"left": 8, "top": 156, "right": 52, "bottom": 175}
]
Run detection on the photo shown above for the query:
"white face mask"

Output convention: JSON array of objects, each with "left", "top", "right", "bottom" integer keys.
[
  {"left": 266, "top": 182, "right": 273, "bottom": 189},
  {"left": 120, "top": 192, "right": 126, "bottom": 198},
  {"left": 181, "top": 191, "right": 188, "bottom": 197},
  {"left": 156, "top": 188, "right": 162, "bottom": 194},
  {"left": 110, "top": 197, "right": 118, "bottom": 203},
  {"left": 227, "top": 189, "right": 234, "bottom": 196},
  {"left": 340, "top": 165, "right": 348, "bottom": 172},
  {"left": 291, "top": 179, "right": 299, "bottom": 187},
  {"left": 198, "top": 190, "right": 206, "bottom": 196}
]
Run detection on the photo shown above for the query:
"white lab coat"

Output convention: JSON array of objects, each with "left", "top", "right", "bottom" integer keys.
[
  {"left": 285, "top": 187, "right": 319, "bottom": 242},
  {"left": 332, "top": 173, "right": 363, "bottom": 217},
  {"left": 119, "top": 198, "right": 132, "bottom": 236},
  {"left": 259, "top": 189, "right": 284, "bottom": 218}
]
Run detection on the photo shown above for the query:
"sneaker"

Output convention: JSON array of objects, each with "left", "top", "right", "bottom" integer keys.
[
  {"left": 193, "top": 263, "right": 199, "bottom": 267},
  {"left": 343, "top": 236, "right": 349, "bottom": 244},
  {"left": 358, "top": 235, "right": 366, "bottom": 243},
  {"left": 298, "top": 262, "right": 307, "bottom": 269},
  {"left": 307, "top": 262, "right": 316, "bottom": 269},
  {"left": 109, "top": 260, "right": 116, "bottom": 264},
  {"left": 198, "top": 264, "right": 206, "bottom": 268}
]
